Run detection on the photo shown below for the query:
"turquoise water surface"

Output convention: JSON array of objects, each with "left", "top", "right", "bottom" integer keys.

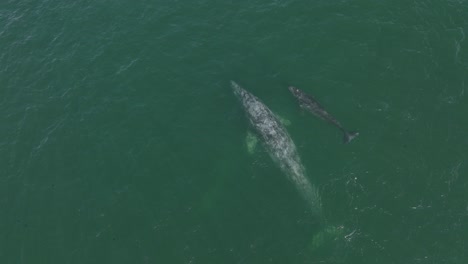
[{"left": 1, "top": 1, "right": 468, "bottom": 263}]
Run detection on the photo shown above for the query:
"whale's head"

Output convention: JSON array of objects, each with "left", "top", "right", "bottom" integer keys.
[
  {"left": 231, "top": 80, "right": 247, "bottom": 99},
  {"left": 288, "top": 86, "right": 302, "bottom": 98}
]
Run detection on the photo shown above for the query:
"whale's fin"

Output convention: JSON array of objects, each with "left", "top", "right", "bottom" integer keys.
[
  {"left": 277, "top": 115, "right": 291, "bottom": 126},
  {"left": 343, "top": 131, "right": 359, "bottom": 144},
  {"left": 246, "top": 131, "right": 258, "bottom": 154}
]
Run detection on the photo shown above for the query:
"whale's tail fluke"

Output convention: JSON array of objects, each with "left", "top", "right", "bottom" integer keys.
[
  {"left": 343, "top": 131, "right": 359, "bottom": 144},
  {"left": 304, "top": 224, "right": 347, "bottom": 262},
  {"left": 310, "top": 225, "right": 344, "bottom": 249}
]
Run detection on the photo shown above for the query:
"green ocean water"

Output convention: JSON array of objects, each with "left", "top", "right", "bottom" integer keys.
[{"left": 1, "top": 0, "right": 468, "bottom": 263}]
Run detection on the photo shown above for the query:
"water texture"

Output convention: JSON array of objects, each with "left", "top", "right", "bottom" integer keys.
[{"left": 1, "top": 0, "right": 467, "bottom": 263}]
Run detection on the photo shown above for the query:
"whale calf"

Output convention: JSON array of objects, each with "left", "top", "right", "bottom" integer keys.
[
  {"left": 232, "top": 81, "right": 322, "bottom": 217},
  {"left": 288, "top": 86, "right": 359, "bottom": 143}
]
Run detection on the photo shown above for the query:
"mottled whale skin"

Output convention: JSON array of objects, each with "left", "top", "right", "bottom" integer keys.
[
  {"left": 288, "top": 86, "right": 359, "bottom": 143},
  {"left": 232, "top": 81, "right": 322, "bottom": 217}
]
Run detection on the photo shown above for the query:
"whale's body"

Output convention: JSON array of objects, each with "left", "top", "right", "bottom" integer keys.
[
  {"left": 289, "top": 86, "right": 359, "bottom": 144},
  {"left": 232, "top": 81, "right": 322, "bottom": 217}
]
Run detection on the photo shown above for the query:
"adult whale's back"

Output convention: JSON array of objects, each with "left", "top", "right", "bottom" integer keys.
[{"left": 232, "top": 81, "right": 322, "bottom": 217}]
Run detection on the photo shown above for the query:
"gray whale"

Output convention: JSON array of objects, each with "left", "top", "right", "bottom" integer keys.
[
  {"left": 232, "top": 81, "right": 322, "bottom": 218},
  {"left": 289, "top": 86, "right": 359, "bottom": 143}
]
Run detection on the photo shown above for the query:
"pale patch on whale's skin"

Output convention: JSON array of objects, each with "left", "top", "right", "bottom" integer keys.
[{"left": 232, "top": 81, "right": 323, "bottom": 218}]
